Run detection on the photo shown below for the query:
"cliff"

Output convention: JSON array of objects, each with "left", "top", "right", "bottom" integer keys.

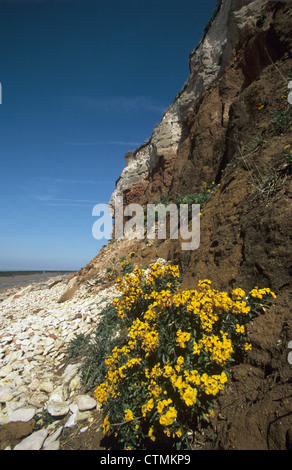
[
  {"left": 109, "top": 0, "right": 281, "bottom": 207},
  {"left": 70, "top": 0, "right": 292, "bottom": 450}
]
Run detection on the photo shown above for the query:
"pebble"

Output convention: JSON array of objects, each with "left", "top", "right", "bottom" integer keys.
[
  {"left": 0, "top": 365, "right": 13, "bottom": 378},
  {"left": 14, "top": 429, "right": 48, "bottom": 450},
  {"left": 43, "top": 440, "right": 60, "bottom": 450},
  {"left": 47, "top": 401, "right": 70, "bottom": 417},
  {"left": 39, "top": 381, "right": 54, "bottom": 394},
  {"left": 7, "top": 407, "right": 36, "bottom": 423},
  {"left": 43, "top": 426, "right": 63, "bottom": 448},
  {"left": 76, "top": 395, "right": 97, "bottom": 412},
  {"left": 80, "top": 426, "right": 88, "bottom": 433},
  {"left": 0, "top": 386, "right": 13, "bottom": 404},
  {"left": 64, "top": 412, "right": 77, "bottom": 428},
  {"left": 0, "top": 276, "right": 119, "bottom": 450}
]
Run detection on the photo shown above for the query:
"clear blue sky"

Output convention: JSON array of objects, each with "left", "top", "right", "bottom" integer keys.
[{"left": 0, "top": 0, "right": 217, "bottom": 271}]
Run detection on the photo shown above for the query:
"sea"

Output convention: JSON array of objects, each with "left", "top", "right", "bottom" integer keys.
[{"left": 0, "top": 271, "right": 73, "bottom": 288}]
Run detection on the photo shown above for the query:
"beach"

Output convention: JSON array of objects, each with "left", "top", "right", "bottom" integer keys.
[{"left": 0, "top": 269, "right": 119, "bottom": 449}]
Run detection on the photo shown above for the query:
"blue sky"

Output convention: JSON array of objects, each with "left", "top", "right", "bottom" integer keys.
[{"left": 0, "top": 0, "right": 217, "bottom": 271}]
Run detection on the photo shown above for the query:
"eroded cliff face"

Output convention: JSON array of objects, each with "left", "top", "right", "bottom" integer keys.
[
  {"left": 104, "top": 0, "right": 292, "bottom": 294},
  {"left": 109, "top": 0, "right": 275, "bottom": 208}
]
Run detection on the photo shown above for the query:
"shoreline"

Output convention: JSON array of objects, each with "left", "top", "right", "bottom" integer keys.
[
  {"left": 0, "top": 272, "right": 73, "bottom": 288},
  {"left": 0, "top": 272, "right": 72, "bottom": 285},
  {"left": 0, "top": 272, "right": 74, "bottom": 301}
]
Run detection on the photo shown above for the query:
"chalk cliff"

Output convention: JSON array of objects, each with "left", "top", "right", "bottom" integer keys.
[{"left": 109, "top": 0, "right": 275, "bottom": 208}]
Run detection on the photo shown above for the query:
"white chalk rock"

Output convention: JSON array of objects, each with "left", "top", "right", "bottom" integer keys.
[
  {"left": 47, "top": 401, "right": 69, "bottom": 417},
  {"left": 76, "top": 395, "right": 97, "bottom": 412},
  {"left": 14, "top": 429, "right": 48, "bottom": 450},
  {"left": 7, "top": 407, "right": 36, "bottom": 423}
]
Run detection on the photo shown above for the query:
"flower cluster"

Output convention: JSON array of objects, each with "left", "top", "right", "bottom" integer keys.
[
  {"left": 121, "top": 258, "right": 131, "bottom": 269},
  {"left": 281, "top": 90, "right": 289, "bottom": 110},
  {"left": 176, "top": 182, "right": 217, "bottom": 217},
  {"left": 106, "top": 268, "right": 118, "bottom": 282},
  {"left": 125, "top": 409, "right": 134, "bottom": 422},
  {"left": 94, "top": 262, "right": 276, "bottom": 450},
  {"left": 112, "top": 262, "right": 180, "bottom": 323},
  {"left": 256, "top": 96, "right": 270, "bottom": 110},
  {"left": 128, "top": 318, "right": 159, "bottom": 357},
  {"left": 176, "top": 330, "right": 191, "bottom": 348},
  {"left": 193, "top": 332, "right": 233, "bottom": 367},
  {"left": 249, "top": 286, "right": 276, "bottom": 300}
]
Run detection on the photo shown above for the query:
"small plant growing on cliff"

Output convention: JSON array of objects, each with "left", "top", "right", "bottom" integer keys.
[
  {"left": 272, "top": 106, "right": 291, "bottom": 135},
  {"left": 256, "top": 96, "right": 270, "bottom": 111},
  {"left": 106, "top": 267, "right": 118, "bottom": 282},
  {"left": 177, "top": 182, "right": 217, "bottom": 214},
  {"left": 283, "top": 144, "right": 292, "bottom": 165},
  {"left": 120, "top": 255, "right": 134, "bottom": 275},
  {"left": 271, "top": 84, "right": 292, "bottom": 135},
  {"left": 94, "top": 261, "right": 276, "bottom": 450},
  {"left": 67, "top": 333, "right": 90, "bottom": 359}
]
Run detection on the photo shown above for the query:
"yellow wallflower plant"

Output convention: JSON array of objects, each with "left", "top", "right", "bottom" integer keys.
[{"left": 93, "top": 261, "right": 276, "bottom": 450}]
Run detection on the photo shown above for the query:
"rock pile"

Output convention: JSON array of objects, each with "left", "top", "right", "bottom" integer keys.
[{"left": 0, "top": 277, "right": 119, "bottom": 450}]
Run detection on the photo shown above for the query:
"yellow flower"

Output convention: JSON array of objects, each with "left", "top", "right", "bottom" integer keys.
[
  {"left": 142, "top": 398, "right": 154, "bottom": 417},
  {"left": 118, "top": 365, "right": 127, "bottom": 378},
  {"left": 163, "top": 363, "right": 173, "bottom": 378},
  {"left": 148, "top": 380, "right": 162, "bottom": 398},
  {"left": 124, "top": 409, "right": 134, "bottom": 421},
  {"left": 148, "top": 426, "right": 155, "bottom": 441},
  {"left": 195, "top": 332, "right": 233, "bottom": 367},
  {"left": 94, "top": 263, "right": 280, "bottom": 449},
  {"left": 102, "top": 415, "right": 111, "bottom": 434},
  {"left": 249, "top": 287, "right": 263, "bottom": 299},
  {"left": 159, "top": 406, "right": 177, "bottom": 426},
  {"left": 177, "top": 356, "right": 184, "bottom": 366},
  {"left": 164, "top": 428, "right": 171, "bottom": 437},
  {"left": 176, "top": 329, "right": 191, "bottom": 348},
  {"left": 157, "top": 398, "right": 173, "bottom": 414},
  {"left": 193, "top": 341, "right": 202, "bottom": 355},
  {"left": 198, "top": 279, "right": 212, "bottom": 290},
  {"left": 184, "top": 369, "right": 201, "bottom": 386},
  {"left": 199, "top": 372, "right": 226, "bottom": 396},
  {"left": 206, "top": 410, "right": 215, "bottom": 419},
  {"left": 182, "top": 385, "right": 197, "bottom": 406},
  {"left": 249, "top": 286, "right": 276, "bottom": 300},
  {"left": 94, "top": 383, "right": 109, "bottom": 406},
  {"left": 232, "top": 288, "right": 246, "bottom": 300},
  {"left": 235, "top": 324, "right": 245, "bottom": 334}
]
